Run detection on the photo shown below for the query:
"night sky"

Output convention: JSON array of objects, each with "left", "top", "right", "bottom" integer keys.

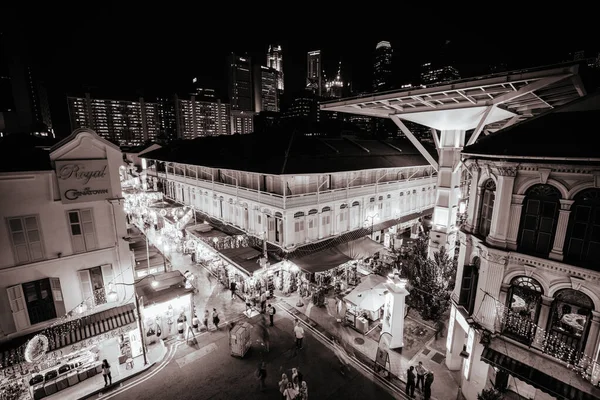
[{"left": 4, "top": 5, "right": 598, "bottom": 136}]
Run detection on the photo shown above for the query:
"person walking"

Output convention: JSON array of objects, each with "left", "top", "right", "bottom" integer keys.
[
  {"left": 261, "top": 320, "right": 271, "bottom": 352},
  {"left": 332, "top": 338, "right": 350, "bottom": 375},
  {"left": 230, "top": 281, "right": 237, "bottom": 299},
  {"left": 267, "top": 304, "right": 276, "bottom": 326},
  {"left": 283, "top": 382, "right": 298, "bottom": 400},
  {"left": 260, "top": 291, "right": 267, "bottom": 313},
  {"left": 405, "top": 366, "right": 416, "bottom": 398},
  {"left": 415, "top": 361, "right": 428, "bottom": 391},
  {"left": 293, "top": 322, "right": 304, "bottom": 350},
  {"left": 256, "top": 361, "right": 267, "bottom": 391},
  {"left": 435, "top": 320, "right": 445, "bottom": 340},
  {"left": 299, "top": 381, "right": 308, "bottom": 400},
  {"left": 278, "top": 373, "right": 289, "bottom": 400},
  {"left": 101, "top": 359, "right": 112, "bottom": 387},
  {"left": 203, "top": 310, "right": 209, "bottom": 332},
  {"left": 212, "top": 308, "right": 220, "bottom": 330}
]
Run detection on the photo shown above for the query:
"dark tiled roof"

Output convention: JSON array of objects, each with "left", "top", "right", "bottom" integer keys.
[
  {"left": 0, "top": 134, "right": 55, "bottom": 173},
  {"left": 463, "top": 93, "right": 600, "bottom": 160},
  {"left": 142, "top": 134, "right": 435, "bottom": 174}
]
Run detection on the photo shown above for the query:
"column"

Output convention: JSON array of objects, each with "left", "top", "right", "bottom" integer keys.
[
  {"left": 477, "top": 258, "right": 505, "bottom": 331},
  {"left": 506, "top": 194, "right": 525, "bottom": 250},
  {"left": 584, "top": 311, "right": 600, "bottom": 365},
  {"left": 452, "top": 232, "right": 468, "bottom": 303},
  {"left": 495, "top": 284, "right": 510, "bottom": 332},
  {"left": 464, "top": 165, "right": 480, "bottom": 233},
  {"left": 549, "top": 199, "right": 574, "bottom": 261},
  {"left": 471, "top": 187, "right": 484, "bottom": 234},
  {"left": 381, "top": 281, "right": 409, "bottom": 349},
  {"left": 429, "top": 129, "right": 465, "bottom": 257},
  {"left": 532, "top": 295, "right": 553, "bottom": 351},
  {"left": 487, "top": 167, "right": 517, "bottom": 248}
]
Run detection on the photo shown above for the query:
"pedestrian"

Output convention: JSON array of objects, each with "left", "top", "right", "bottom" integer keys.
[
  {"left": 261, "top": 322, "right": 270, "bottom": 352},
  {"left": 299, "top": 381, "right": 308, "bottom": 400},
  {"left": 192, "top": 314, "right": 199, "bottom": 332},
  {"left": 283, "top": 382, "right": 298, "bottom": 400},
  {"left": 296, "top": 367, "right": 304, "bottom": 386},
  {"left": 415, "top": 361, "right": 427, "bottom": 391},
  {"left": 291, "top": 368, "right": 299, "bottom": 389},
  {"left": 230, "top": 281, "right": 237, "bottom": 299},
  {"left": 101, "top": 359, "right": 112, "bottom": 387},
  {"left": 260, "top": 291, "right": 267, "bottom": 313},
  {"left": 256, "top": 361, "right": 267, "bottom": 391},
  {"left": 332, "top": 338, "right": 350, "bottom": 375},
  {"left": 435, "top": 320, "right": 445, "bottom": 340},
  {"left": 424, "top": 372, "right": 434, "bottom": 400},
  {"left": 293, "top": 321, "right": 304, "bottom": 350},
  {"left": 203, "top": 310, "right": 209, "bottom": 331},
  {"left": 268, "top": 304, "right": 276, "bottom": 326},
  {"left": 405, "top": 366, "right": 416, "bottom": 398},
  {"left": 212, "top": 308, "right": 220, "bottom": 330},
  {"left": 278, "top": 373, "right": 289, "bottom": 399}
]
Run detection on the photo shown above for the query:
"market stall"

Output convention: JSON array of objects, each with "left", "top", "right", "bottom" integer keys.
[
  {"left": 343, "top": 274, "right": 388, "bottom": 334},
  {"left": 0, "top": 304, "right": 138, "bottom": 400},
  {"left": 136, "top": 271, "right": 195, "bottom": 342}
]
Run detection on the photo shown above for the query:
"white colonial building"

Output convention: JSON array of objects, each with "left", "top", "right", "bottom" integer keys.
[
  {"left": 142, "top": 135, "right": 437, "bottom": 251},
  {"left": 0, "top": 129, "right": 135, "bottom": 344},
  {"left": 446, "top": 94, "right": 600, "bottom": 400}
]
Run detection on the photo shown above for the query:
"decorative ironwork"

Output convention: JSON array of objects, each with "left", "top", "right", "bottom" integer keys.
[
  {"left": 511, "top": 276, "right": 542, "bottom": 293},
  {"left": 527, "top": 184, "right": 561, "bottom": 198},
  {"left": 575, "top": 189, "right": 600, "bottom": 203},
  {"left": 483, "top": 179, "right": 496, "bottom": 191}
]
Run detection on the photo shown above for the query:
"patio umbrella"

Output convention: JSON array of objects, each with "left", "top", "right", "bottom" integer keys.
[{"left": 353, "top": 287, "right": 387, "bottom": 312}]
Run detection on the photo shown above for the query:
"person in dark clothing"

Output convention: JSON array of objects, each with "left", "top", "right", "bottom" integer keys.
[
  {"left": 257, "top": 362, "right": 267, "bottom": 391},
  {"left": 405, "top": 366, "right": 416, "bottom": 398},
  {"left": 424, "top": 372, "right": 434, "bottom": 400},
  {"left": 230, "top": 281, "right": 237, "bottom": 299}
]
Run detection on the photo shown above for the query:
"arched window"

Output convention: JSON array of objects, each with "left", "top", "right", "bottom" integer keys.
[
  {"left": 565, "top": 189, "right": 600, "bottom": 267},
  {"left": 478, "top": 179, "right": 496, "bottom": 237},
  {"left": 518, "top": 184, "right": 561, "bottom": 256},
  {"left": 546, "top": 289, "right": 594, "bottom": 363},
  {"left": 503, "top": 276, "right": 543, "bottom": 345}
]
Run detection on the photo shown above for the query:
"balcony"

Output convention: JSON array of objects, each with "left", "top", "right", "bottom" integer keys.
[{"left": 146, "top": 169, "right": 437, "bottom": 210}]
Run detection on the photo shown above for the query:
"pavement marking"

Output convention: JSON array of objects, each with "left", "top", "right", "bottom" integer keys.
[{"left": 175, "top": 343, "right": 218, "bottom": 368}]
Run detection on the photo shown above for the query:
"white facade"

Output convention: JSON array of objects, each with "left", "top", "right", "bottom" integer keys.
[
  {"left": 0, "top": 129, "right": 135, "bottom": 340},
  {"left": 145, "top": 161, "right": 437, "bottom": 250},
  {"left": 447, "top": 160, "right": 600, "bottom": 400}
]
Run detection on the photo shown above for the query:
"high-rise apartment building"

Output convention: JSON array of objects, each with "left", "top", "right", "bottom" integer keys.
[
  {"left": 254, "top": 66, "right": 279, "bottom": 112},
  {"left": 175, "top": 95, "right": 230, "bottom": 139},
  {"left": 373, "top": 41, "right": 393, "bottom": 92},
  {"left": 420, "top": 63, "right": 460, "bottom": 85},
  {"left": 267, "top": 44, "right": 284, "bottom": 92},
  {"left": 228, "top": 54, "right": 254, "bottom": 111},
  {"left": 307, "top": 50, "right": 322, "bottom": 96},
  {"left": 230, "top": 110, "right": 254, "bottom": 134},
  {"left": 68, "top": 94, "right": 161, "bottom": 146}
]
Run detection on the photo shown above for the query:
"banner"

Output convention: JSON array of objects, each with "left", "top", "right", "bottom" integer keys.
[{"left": 55, "top": 159, "right": 113, "bottom": 204}]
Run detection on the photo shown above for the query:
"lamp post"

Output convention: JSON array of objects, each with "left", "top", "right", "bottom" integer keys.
[
  {"left": 365, "top": 213, "right": 379, "bottom": 240},
  {"left": 107, "top": 275, "right": 159, "bottom": 366}
]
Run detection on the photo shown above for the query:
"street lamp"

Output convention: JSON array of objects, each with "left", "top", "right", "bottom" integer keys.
[
  {"left": 365, "top": 213, "right": 379, "bottom": 239},
  {"left": 107, "top": 274, "right": 159, "bottom": 366}
]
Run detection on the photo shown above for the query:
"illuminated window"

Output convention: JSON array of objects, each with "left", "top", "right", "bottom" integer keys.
[
  {"left": 478, "top": 179, "right": 496, "bottom": 237},
  {"left": 503, "top": 276, "right": 543, "bottom": 345},
  {"left": 518, "top": 184, "right": 561, "bottom": 256}
]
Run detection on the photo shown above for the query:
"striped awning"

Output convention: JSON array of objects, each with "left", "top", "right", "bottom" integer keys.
[{"left": 0, "top": 303, "right": 136, "bottom": 368}]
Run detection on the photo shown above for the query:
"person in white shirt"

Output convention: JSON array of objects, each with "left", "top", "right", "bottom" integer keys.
[{"left": 294, "top": 323, "right": 304, "bottom": 349}]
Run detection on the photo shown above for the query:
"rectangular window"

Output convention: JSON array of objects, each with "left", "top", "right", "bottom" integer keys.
[
  {"left": 7, "top": 215, "right": 44, "bottom": 264},
  {"left": 458, "top": 265, "right": 479, "bottom": 315},
  {"left": 6, "top": 278, "right": 65, "bottom": 329},
  {"left": 78, "top": 265, "right": 114, "bottom": 307},
  {"left": 67, "top": 209, "right": 97, "bottom": 253}
]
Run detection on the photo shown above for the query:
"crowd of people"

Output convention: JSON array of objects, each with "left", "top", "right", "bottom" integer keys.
[{"left": 405, "top": 361, "right": 434, "bottom": 399}]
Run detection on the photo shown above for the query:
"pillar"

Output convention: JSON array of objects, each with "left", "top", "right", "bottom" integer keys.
[
  {"left": 453, "top": 232, "right": 469, "bottom": 303},
  {"left": 429, "top": 129, "right": 465, "bottom": 257},
  {"left": 487, "top": 167, "right": 517, "bottom": 248},
  {"left": 590, "top": 311, "right": 600, "bottom": 385},
  {"left": 382, "top": 280, "right": 409, "bottom": 349},
  {"left": 532, "top": 295, "right": 553, "bottom": 351},
  {"left": 584, "top": 311, "right": 600, "bottom": 364},
  {"left": 549, "top": 199, "right": 574, "bottom": 261},
  {"left": 446, "top": 305, "right": 466, "bottom": 370},
  {"left": 464, "top": 164, "right": 480, "bottom": 233},
  {"left": 506, "top": 194, "right": 525, "bottom": 250}
]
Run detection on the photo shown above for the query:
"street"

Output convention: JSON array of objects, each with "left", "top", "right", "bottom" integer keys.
[{"left": 96, "top": 306, "right": 396, "bottom": 400}]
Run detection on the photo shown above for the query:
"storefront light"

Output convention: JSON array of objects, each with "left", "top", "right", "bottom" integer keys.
[{"left": 151, "top": 280, "right": 159, "bottom": 288}]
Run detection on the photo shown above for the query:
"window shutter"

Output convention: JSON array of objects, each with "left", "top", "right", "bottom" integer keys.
[
  {"left": 78, "top": 270, "right": 94, "bottom": 307},
  {"left": 80, "top": 209, "right": 97, "bottom": 250},
  {"left": 8, "top": 218, "right": 30, "bottom": 264},
  {"left": 68, "top": 211, "right": 86, "bottom": 253},
  {"left": 101, "top": 265, "right": 115, "bottom": 302},
  {"left": 458, "top": 266, "right": 473, "bottom": 306},
  {"left": 24, "top": 216, "right": 44, "bottom": 261},
  {"left": 7, "top": 285, "right": 31, "bottom": 331},
  {"left": 49, "top": 278, "right": 66, "bottom": 316}
]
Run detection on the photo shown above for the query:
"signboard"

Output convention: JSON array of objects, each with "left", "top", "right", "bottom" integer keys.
[
  {"left": 24, "top": 334, "right": 49, "bottom": 363},
  {"left": 55, "top": 159, "right": 113, "bottom": 204},
  {"left": 129, "top": 328, "right": 143, "bottom": 358}
]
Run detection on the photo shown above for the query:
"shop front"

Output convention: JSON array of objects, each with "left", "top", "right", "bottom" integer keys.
[
  {"left": 0, "top": 304, "right": 138, "bottom": 400},
  {"left": 343, "top": 274, "right": 388, "bottom": 334},
  {"left": 136, "top": 271, "right": 194, "bottom": 342}
]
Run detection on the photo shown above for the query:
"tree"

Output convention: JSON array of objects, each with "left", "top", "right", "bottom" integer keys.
[
  {"left": 477, "top": 388, "right": 503, "bottom": 400},
  {"left": 403, "top": 237, "right": 457, "bottom": 321}
]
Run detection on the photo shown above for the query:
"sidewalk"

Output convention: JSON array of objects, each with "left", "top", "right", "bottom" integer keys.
[
  {"left": 279, "top": 291, "right": 461, "bottom": 400},
  {"left": 43, "top": 341, "right": 167, "bottom": 400}
]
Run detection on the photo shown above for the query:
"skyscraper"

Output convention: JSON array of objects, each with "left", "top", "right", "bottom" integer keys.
[
  {"left": 325, "top": 62, "right": 344, "bottom": 99},
  {"left": 307, "top": 50, "right": 322, "bottom": 96},
  {"left": 254, "top": 66, "right": 279, "bottom": 112},
  {"left": 373, "top": 41, "right": 393, "bottom": 92},
  {"left": 267, "top": 44, "right": 284, "bottom": 92},
  {"left": 228, "top": 53, "right": 254, "bottom": 111},
  {"left": 420, "top": 63, "right": 460, "bottom": 85}
]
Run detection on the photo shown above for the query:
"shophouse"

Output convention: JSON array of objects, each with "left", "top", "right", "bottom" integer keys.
[{"left": 446, "top": 94, "right": 600, "bottom": 400}]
